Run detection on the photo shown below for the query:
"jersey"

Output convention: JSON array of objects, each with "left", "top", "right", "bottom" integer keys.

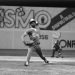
[
  {"left": 29, "top": 28, "right": 40, "bottom": 46},
  {"left": 53, "top": 43, "right": 60, "bottom": 50},
  {"left": 23, "top": 28, "right": 40, "bottom": 47}
]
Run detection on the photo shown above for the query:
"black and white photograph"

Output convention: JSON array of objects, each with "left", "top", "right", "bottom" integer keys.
[{"left": 0, "top": 0, "right": 75, "bottom": 75}]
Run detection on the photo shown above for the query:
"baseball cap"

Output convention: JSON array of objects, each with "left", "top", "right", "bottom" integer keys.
[{"left": 29, "top": 19, "right": 38, "bottom": 25}]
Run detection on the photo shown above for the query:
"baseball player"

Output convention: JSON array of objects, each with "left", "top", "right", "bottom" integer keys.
[
  {"left": 21, "top": 19, "right": 49, "bottom": 66},
  {"left": 51, "top": 31, "right": 63, "bottom": 58}
]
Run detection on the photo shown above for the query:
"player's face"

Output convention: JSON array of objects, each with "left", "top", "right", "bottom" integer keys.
[
  {"left": 29, "top": 22, "right": 39, "bottom": 29},
  {"left": 29, "top": 22, "right": 35, "bottom": 28},
  {"left": 31, "top": 22, "right": 36, "bottom": 26}
]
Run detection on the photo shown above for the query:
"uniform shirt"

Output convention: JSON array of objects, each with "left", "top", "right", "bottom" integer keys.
[
  {"left": 53, "top": 42, "right": 60, "bottom": 50},
  {"left": 21, "top": 28, "right": 40, "bottom": 46}
]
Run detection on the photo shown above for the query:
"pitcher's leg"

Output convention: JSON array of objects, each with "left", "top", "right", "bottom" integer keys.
[
  {"left": 25, "top": 47, "right": 34, "bottom": 66},
  {"left": 35, "top": 46, "right": 49, "bottom": 63}
]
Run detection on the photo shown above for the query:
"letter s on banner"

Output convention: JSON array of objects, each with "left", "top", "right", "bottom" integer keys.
[{"left": 5, "top": 9, "right": 15, "bottom": 28}]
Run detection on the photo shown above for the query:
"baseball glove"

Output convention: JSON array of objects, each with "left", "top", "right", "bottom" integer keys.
[{"left": 23, "top": 41, "right": 34, "bottom": 46}]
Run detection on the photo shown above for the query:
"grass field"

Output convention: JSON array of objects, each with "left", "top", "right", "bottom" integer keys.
[{"left": 0, "top": 57, "right": 75, "bottom": 75}]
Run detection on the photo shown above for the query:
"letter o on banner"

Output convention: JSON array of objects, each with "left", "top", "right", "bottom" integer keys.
[
  {"left": 59, "top": 39, "right": 67, "bottom": 48},
  {"left": 35, "top": 10, "right": 51, "bottom": 29}
]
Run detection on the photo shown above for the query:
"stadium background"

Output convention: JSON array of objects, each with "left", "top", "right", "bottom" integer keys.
[{"left": 0, "top": 0, "right": 75, "bottom": 58}]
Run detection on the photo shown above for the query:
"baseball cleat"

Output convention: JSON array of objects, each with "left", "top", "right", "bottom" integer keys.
[
  {"left": 24, "top": 61, "right": 29, "bottom": 66},
  {"left": 44, "top": 60, "right": 49, "bottom": 64}
]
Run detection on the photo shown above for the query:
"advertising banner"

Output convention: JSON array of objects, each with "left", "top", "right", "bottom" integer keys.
[
  {"left": 0, "top": 6, "right": 75, "bottom": 50},
  {"left": 0, "top": 6, "right": 66, "bottom": 30}
]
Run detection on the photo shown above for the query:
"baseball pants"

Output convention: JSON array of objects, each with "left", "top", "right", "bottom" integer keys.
[{"left": 26, "top": 45, "right": 46, "bottom": 62}]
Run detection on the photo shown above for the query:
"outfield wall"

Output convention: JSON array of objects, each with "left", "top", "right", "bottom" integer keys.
[{"left": 0, "top": 6, "right": 75, "bottom": 50}]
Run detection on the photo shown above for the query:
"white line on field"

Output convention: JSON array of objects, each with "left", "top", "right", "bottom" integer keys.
[
  {"left": 0, "top": 68, "right": 75, "bottom": 73},
  {"left": 0, "top": 68, "right": 38, "bottom": 72},
  {"left": 0, "top": 68, "right": 53, "bottom": 72},
  {"left": 0, "top": 56, "right": 75, "bottom": 62}
]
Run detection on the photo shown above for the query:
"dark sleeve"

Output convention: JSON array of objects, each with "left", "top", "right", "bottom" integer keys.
[{"left": 27, "top": 31, "right": 32, "bottom": 35}]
